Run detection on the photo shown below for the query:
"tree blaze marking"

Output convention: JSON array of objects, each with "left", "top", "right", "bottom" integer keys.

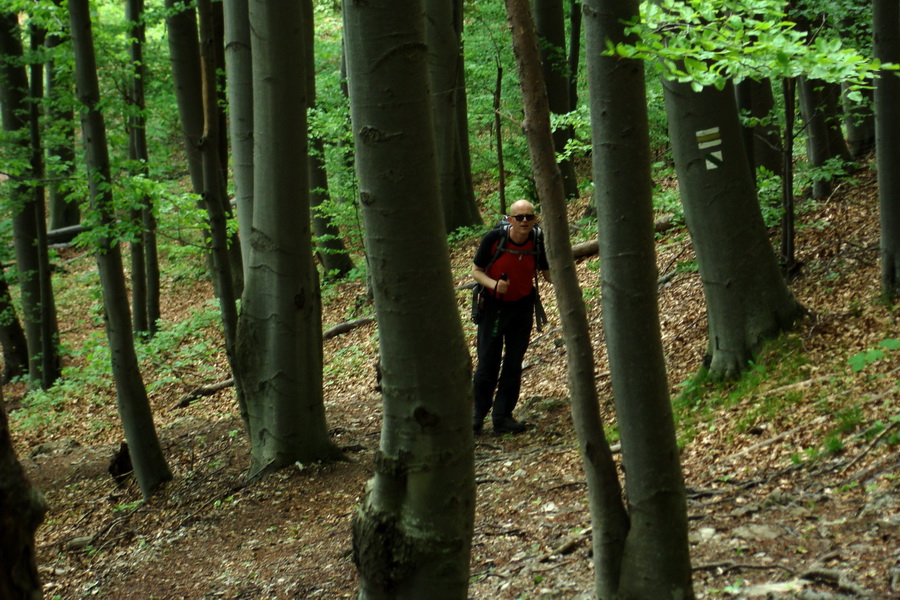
[{"left": 696, "top": 127, "right": 722, "bottom": 170}]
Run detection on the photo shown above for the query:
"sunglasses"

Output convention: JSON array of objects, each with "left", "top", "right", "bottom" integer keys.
[{"left": 509, "top": 214, "right": 536, "bottom": 222}]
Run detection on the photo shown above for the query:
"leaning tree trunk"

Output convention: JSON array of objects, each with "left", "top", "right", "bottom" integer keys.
[
  {"left": 662, "top": 79, "right": 804, "bottom": 379},
  {"left": 533, "top": 0, "right": 578, "bottom": 199},
  {"left": 0, "top": 13, "right": 60, "bottom": 390},
  {"left": 842, "top": 83, "right": 875, "bottom": 159},
  {"left": 223, "top": 0, "right": 253, "bottom": 275},
  {"left": 425, "top": 0, "right": 482, "bottom": 232},
  {"left": 584, "top": 0, "right": 694, "bottom": 597},
  {"left": 505, "top": 0, "right": 629, "bottom": 597},
  {"left": 126, "top": 0, "right": 161, "bottom": 336},
  {"left": 303, "top": 0, "right": 354, "bottom": 280},
  {"left": 236, "top": 0, "right": 342, "bottom": 476},
  {"left": 874, "top": 0, "right": 900, "bottom": 300},
  {"left": 344, "top": 1, "right": 475, "bottom": 597},
  {"left": 0, "top": 393, "right": 46, "bottom": 600},
  {"left": 69, "top": 0, "right": 171, "bottom": 499}
]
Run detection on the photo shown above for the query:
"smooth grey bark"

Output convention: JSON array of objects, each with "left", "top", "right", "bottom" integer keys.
[
  {"left": 303, "top": 0, "right": 353, "bottom": 280},
  {"left": 874, "top": 0, "right": 900, "bottom": 300},
  {"left": 0, "top": 13, "right": 60, "bottom": 389},
  {"left": 45, "top": 17, "right": 79, "bottom": 231},
  {"left": 126, "top": 0, "right": 161, "bottom": 336},
  {"left": 735, "top": 78, "right": 782, "bottom": 177},
  {"left": 223, "top": 0, "right": 253, "bottom": 274},
  {"left": 0, "top": 267, "right": 27, "bottom": 383},
  {"left": 236, "top": 0, "right": 341, "bottom": 476},
  {"left": 344, "top": 1, "right": 475, "bottom": 597},
  {"left": 504, "top": 1, "right": 626, "bottom": 596},
  {"left": 532, "top": 0, "right": 578, "bottom": 199},
  {"left": 0, "top": 394, "right": 45, "bottom": 600},
  {"left": 425, "top": 0, "right": 482, "bottom": 232},
  {"left": 164, "top": 0, "right": 204, "bottom": 194},
  {"left": 584, "top": 0, "right": 694, "bottom": 597},
  {"left": 69, "top": 0, "right": 171, "bottom": 499},
  {"left": 663, "top": 79, "right": 804, "bottom": 379},
  {"left": 798, "top": 77, "right": 851, "bottom": 198},
  {"left": 842, "top": 83, "right": 875, "bottom": 158}
]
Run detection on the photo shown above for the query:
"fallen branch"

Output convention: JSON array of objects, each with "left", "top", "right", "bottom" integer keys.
[
  {"left": 172, "top": 378, "right": 235, "bottom": 409},
  {"left": 323, "top": 315, "right": 375, "bottom": 339},
  {"left": 839, "top": 421, "right": 896, "bottom": 475},
  {"left": 727, "top": 416, "right": 828, "bottom": 460}
]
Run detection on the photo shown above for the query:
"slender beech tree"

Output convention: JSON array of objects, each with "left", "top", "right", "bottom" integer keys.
[
  {"left": 0, "top": 12, "right": 61, "bottom": 389},
  {"left": 662, "top": 78, "right": 804, "bottom": 379},
  {"left": 0, "top": 393, "right": 45, "bottom": 600},
  {"left": 344, "top": 0, "right": 475, "bottom": 597},
  {"left": 873, "top": 0, "right": 900, "bottom": 300},
  {"left": 235, "top": 0, "right": 342, "bottom": 476},
  {"left": 125, "top": 0, "right": 161, "bottom": 335},
  {"left": 223, "top": 0, "right": 253, "bottom": 274},
  {"left": 0, "top": 268, "right": 27, "bottom": 383},
  {"left": 303, "top": 0, "right": 354, "bottom": 279},
  {"left": 735, "top": 78, "right": 782, "bottom": 177},
  {"left": 69, "top": 0, "right": 171, "bottom": 498},
  {"left": 798, "top": 77, "right": 851, "bottom": 198},
  {"left": 506, "top": 0, "right": 695, "bottom": 597},
  {"left": 424, "top": 0, "right": 481, "bottom": 232},
  {"left": 532, "top": 0, "right": 578, "bottom": 199},
  {"left": 45, "top": 12, "right": 79, "bottom": 231}
]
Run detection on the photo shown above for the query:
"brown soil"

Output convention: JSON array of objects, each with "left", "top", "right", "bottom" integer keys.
[{"left": 9, "top": 164, "right": 899, "bottom": 599}]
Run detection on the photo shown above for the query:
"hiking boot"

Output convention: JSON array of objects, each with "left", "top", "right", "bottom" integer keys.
[
  {"left": 473, "top": 414, "right": 486, "bottom": 434},
  {"left": 493, "top": 416, "right": 527, "bottom": 434}
]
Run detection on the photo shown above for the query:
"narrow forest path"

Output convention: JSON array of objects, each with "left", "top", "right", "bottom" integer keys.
[{"left": 10, "top": 164, "right": 898, "bottom": 599}]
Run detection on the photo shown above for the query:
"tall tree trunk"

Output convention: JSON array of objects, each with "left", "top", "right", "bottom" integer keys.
[
  {"left": 0, "top": 13, "right": 60, "bottom": 390},
  {"left": 45, "top": 15, "right": 79, "bottom": 231},
  {"left": 874, "top": 0, "right": 900, "bottom": 300},
  {"left": 303, "top": 0, "right": 354, "bottom": 280},
  {"left": 798, "top": 77, "right": 852, "bottom": 198},
  {"left": 126, "top": 0, "right": 161, "bottom": 336},
  {"left": 344, "top": 1, "right": 475, "bottom": 597},
  {"left": 0, "top": 394, "right": 45, "bottom": 600},
  {"left": 842, "top": 83, "right": 875, "bottom": 159},
  {"left": 69, "top": 0, "right": 171, "bottom": 499},
  {"left": 662, "top": 79, "right": 804, "bottom": 379},
  {"left": 735, "top": 78, "right": 782, "bottom": 177},
  {"left": 223, "top": 0, "right": 253, "bottom": 275},
  {"left": 425, "top": 0, "right": 482, "bottom": 232},
  {"left": 568, "top": 0, "right": 582, "bottom": 110},
  {"left": 584, "top": 0, "right": 694, "bottom": 596},
  {"left": 236, "top": 0, "right": 342, "bottom": 476},
  {"left": 532, "top": 0, "right": 578, "bottom": 199},
  {"left": 164, "top": 0, "right": 204, "bottom": 194}
]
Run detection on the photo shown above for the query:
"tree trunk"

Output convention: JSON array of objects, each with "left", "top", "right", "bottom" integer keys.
[
  {"left": 568, "top": 0, "right": 582, "bottom": 110},
  {"left": 842, "top": 83, "right": 875, "bottom": 159},
  {"left": 69, "top": 0, "right": 172, "bottom": 499},
  {"left": 303, "top": 0, "right": 354, "bottom": 280},
  {"left": 425, "top": 0, "right": 482, "bottom": 232},
  {"left": 236, "top": 0, "right": 342, "bottom": 476},
  {"left": 584, "top": 1, "right": 694, "bottom": 596},
  {"left": 0, "top": 394, "right": 45, "bottom": 600},
  {"left": 223, "top": 0, "right": 253, "bottom": 275},
  {"left": 505, "top": 1, "right": 629, "bottom": 595},
  {"left": 532, "top": 0, "right": 578, "bottom": 199},
  {"left": 344, "top": 1, "right": 475, "bottom": 597},
  {"left": 126, "top": 0, "right": 161, "bottom": 336},
  {"left": 874, "top": 0, "right": 900, "bottom": 300},
  {"left": 735, "top": 78, "right": 782, "bottom": 177},
  {"left": 0, "top": 267, "right": 28, "bottom": 383},
  {"left": 45, "top": 13, "right": 79, "bottom": 231},
  {"left": 0, "top": 13, "right": 60, "bottom": 390},
  {"left": 164, "top": 0, "right": 205, "bottom": 194},
  {"left": 798, "top": 77, "right": 851, "bottom": 198},
  {"left": 662, "top": 79, "right": 804, "bottom": 379}
]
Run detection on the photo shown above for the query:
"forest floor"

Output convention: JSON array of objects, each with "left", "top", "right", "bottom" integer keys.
[{"left": 8, "top": 162, "right": 899, "bottom": 600}]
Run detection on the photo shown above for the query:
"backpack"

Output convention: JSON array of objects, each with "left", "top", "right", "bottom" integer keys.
[{"left": 470, "top": 219, "right": 548, "bottom": 330}]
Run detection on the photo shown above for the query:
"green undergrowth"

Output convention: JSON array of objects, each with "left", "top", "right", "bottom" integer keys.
[{"left": 672, "top": 333, "right": 899, "bottom": 465}]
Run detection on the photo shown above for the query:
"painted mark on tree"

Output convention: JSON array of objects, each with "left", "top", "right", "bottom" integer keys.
[{"left": 696, "top": 126, "right": 723, "bottom": 169}]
